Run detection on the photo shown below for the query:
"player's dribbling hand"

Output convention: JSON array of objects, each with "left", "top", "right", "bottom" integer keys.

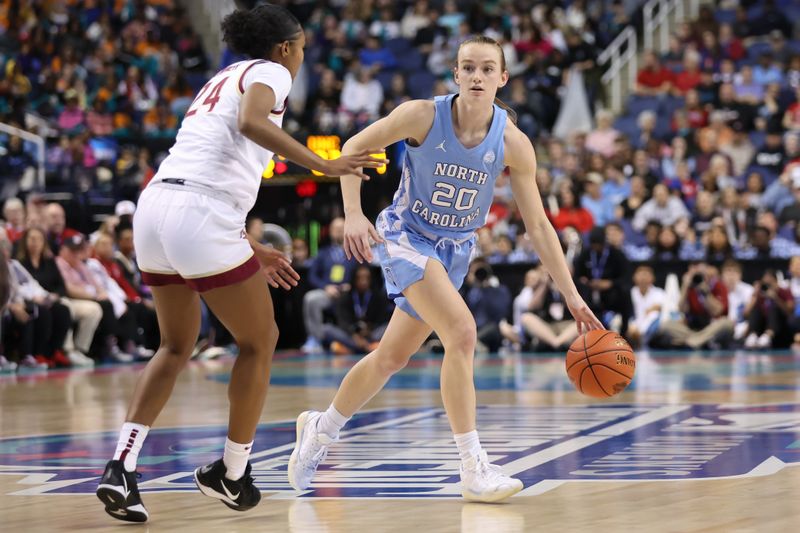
[
  {"left": 566, "top": 294, "right": 604, "bottom": 334},
  {"left": 344, "top": 212, "right": 383, "bottom": 263},
  {"left": 254, "top": 245, "right": 300, "bottom": 290},
  {"left": 323, "top": 149, "right": 387, "bottom": 180}
]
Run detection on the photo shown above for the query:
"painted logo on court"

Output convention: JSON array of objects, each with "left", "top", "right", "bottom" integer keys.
[{"left": 2, "top": 404, "right": 800, "bottom": 498}]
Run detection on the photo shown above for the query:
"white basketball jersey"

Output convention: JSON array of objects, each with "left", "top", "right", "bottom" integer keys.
[{"left": 153, "top": 59, "right": 293, "bottom": 211}]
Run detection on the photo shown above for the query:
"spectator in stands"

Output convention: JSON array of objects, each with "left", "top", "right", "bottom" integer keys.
[
  {"left": 743, "top": 270, "right": 795, "bottom": 349},
  {"left": 341, "top": 65, "right": 384, "bottom": 123},
  {"left": 777, "top": 175, "right": 800, "bottom": 227},
  {"left": 16, "top": 227, "right": 96, "bottom": 367},
  {"left": 705, "top": 223, "right": 735, "bottom": 262},
  {"left": 581, "top": 173, "right": 616, "bottom": 227},
  {"left": 2, "top": 230, "right": 73, "bottom": 369},
  {"left": 784, "top": 88, "right": 800, "bottom": 132},
  {"left": 659, "top": 262, "right": 734, "bottom": 349},
  {"left": 88, "top": 235, "right": 153, "bottom": 358},
  {"left": 322, "top": 265, "right": 391, "bottom": 355},
  {"left": 488, "top": 235, "right": 514, "bottom": 265},
  {"left": 514, "top": 266, "right": 579, "bottom": 352},
  {"left": 86, "top": 98, "right": 114, "bottom": 137},
  {"left": 291, "top": 238, "right": 311, "bottom": 268},
  {"left": 636, "top": 50, "right": 673, "bottom": 96},
  {"left": 302, "top": 218, "right": 357, "bottom": 354},
  {"left": 56, "top": 234, "right": 132, "bottom": 363},
  {"left": 113, "top": 223, "right": 148, "bottom": 301},
  {"left": 94, "top": 232, "right": 158, "bottom": 352},
  {"left": 574, "top": 226, "right": 631, "bottom": 334},
  {"left": 44, "top": 203, "right": 79, "bottom": 254},
  {"left": 359, "top": 35, "right": 397, "bottom": 72},
  {"left": 549, "top": 184, "right": 594, "bottom": 234},
  {"left": 720, "top": 120, "right": 755, "bottom": 176},
  {"left": 751, "top": 128, "right": 786, "bottom": 178},
  {"left": 633, "top": 183, "right": 689, "bottom": 233},
  {"left": 586, "top": 109, "right": 619, "bottom": 157},
  {"left": 463, "top": 259, "right": 511, "bottom": 353},
  {"left": 617, "top": 175, "right": 649, "bottom": 221},
  {"left": 0, "top": 135, "right": 35, "bottom": 198},
  {"left": 653, "top": 225, "right": 681, "bottom": 260},
  {"left": 754, "top": 51, "right": 784, "bottom": 87},
  {"left": 3, "top": 198, "right": 25, "bottom": 243},
  {"left": 763, "top": 163, "right": 800, "bottom": 217},
  {"left": 721, "top": 259, "right": 755, "bottom": 343},
  {"left": 634, "top": 110, "right": 659, "bottom": 149},
  {"left": 628, "top": 265, "right": 665, "bottom": 348},
  {"left": 672, "top": 50, "right": 702, "bottom": 96},
  {"left": 733, "top": 65, "right": 764, "bottom": 105}
]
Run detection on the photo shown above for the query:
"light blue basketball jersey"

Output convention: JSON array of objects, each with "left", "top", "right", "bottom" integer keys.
[{"left": 378, "top": 94, "right": 507, "bottom": 241}]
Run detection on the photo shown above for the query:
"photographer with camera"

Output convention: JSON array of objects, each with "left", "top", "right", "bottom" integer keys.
[
  {"left": 742, "top": 270, "right": 795, "bottom": 349},
  {"left": 574, "top": 226, "right": 632, "bottom": 335},
  {"left": 658, "top": 262, "right": 734, "bottom": 349},
  {"left": 321, "top": 265, "right": 391, "bottom": 355},
  {"left": 463, "top": 259, "right": 512, "bottom": 353}
]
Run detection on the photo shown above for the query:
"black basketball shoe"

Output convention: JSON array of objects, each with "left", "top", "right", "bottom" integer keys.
[
  {"left": 194, "top": 459, "right": 261, "bottom": 511},
  {"left": 96, "top": 460, "right": 149, "bottom": 523}
]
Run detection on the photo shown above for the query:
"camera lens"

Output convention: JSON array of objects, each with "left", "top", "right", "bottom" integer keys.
[
  {"left": 691, "top": 273, "right": 704, "bottom": 286},
  {"left": 474, "top": 267, "right": 489, "bottom": 282}
]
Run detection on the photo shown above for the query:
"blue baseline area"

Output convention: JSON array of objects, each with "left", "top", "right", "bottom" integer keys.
[{"left": 207, "top": 351, "right": 800, "bottom": 392}]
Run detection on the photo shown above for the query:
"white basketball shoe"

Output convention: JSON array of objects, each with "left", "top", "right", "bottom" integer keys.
[
  {"left": 460, "top": 451, "right": 523, "bottom": 502},
  {"left": 288, "top": 411, "right": 337, "bottom": 491}
]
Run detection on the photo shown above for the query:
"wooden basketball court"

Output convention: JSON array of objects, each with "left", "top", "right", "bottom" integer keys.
[{"left": 2, "top": 349, "right": 800, "bottom": 532}]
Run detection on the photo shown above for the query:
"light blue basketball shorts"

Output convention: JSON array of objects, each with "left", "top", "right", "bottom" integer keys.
[{"left": 375, "top": 213, "right": 475, "bottom": 320}]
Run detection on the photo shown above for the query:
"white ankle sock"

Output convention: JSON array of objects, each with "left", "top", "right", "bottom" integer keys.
[
  {"left": 113, "top": 422, "right": 150, "bottom": 472},
  {"left": 454, "top": 430, "right": 482, "bottom": 463},
  {"left": 316, "top": 405, "right": 350, "bottom": 438},
  {"left": 223, "top": 438, "right": 253, "bottom": 480}
]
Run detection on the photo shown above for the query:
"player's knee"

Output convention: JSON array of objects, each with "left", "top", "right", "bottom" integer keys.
[
  {"left": 442, "top": 323, "right": 477, "bottom": 356},
  {"left": 238, "top": 321, "right": 279, "bottom": 357},
  {"left": 159, "top": 338, "right": 194, "bottom": 360},
  {"left": 375, "top": 352, "right": 411, "bottom": 375}
]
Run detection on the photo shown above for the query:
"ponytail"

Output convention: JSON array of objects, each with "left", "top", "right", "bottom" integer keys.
[{"left": 493, "top": 97, "right": 517, "bottom": 124}]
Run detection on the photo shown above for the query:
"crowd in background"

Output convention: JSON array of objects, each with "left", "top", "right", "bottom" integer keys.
[{"left": 2, "top": 1, "right": 800, "bottom": 367}]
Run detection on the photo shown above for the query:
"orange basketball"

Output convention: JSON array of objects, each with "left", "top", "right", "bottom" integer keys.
[{"left": 566, "top": 330, "right": 635, "bottom": 398}]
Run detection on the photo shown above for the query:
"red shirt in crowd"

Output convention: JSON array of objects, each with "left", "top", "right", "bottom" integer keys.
[
  {"left": 637, "top": 66, "right": 674, "bottom": 89},
  {"left": 97, "top": 256, "right": 141, "bottom": 302},
  {"left": 673, "top": 70, "right": 702, "bottom": 94},
  {"left": 548, "top": 208, "right": 595, "bottom": 234},
  {"left": 687, "top": 280, "right": 729, "bottom": 317}
]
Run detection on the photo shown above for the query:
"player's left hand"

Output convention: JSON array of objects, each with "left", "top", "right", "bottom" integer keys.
[
  {"left": 254, "top": 245, "right": 300, "bottom": 290},
  {"left": 566, "top": 294, "right": 604, "bottom": 334}
]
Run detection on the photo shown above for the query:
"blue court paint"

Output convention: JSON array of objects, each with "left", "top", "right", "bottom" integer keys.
[
  {"left": 3, "top": 404, "right": 800, "bottom": 499},
  {"left": 206, "top": 351, "right": 800, "bottom": 392}
]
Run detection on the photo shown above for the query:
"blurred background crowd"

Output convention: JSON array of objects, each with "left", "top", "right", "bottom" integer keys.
[{"left": 1, "top": 0, "right": 800, "bottom": 369}]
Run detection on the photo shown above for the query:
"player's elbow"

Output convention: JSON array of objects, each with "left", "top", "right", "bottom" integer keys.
[{"left": 238, "top": 115, "right": 257, "bottom": 137}]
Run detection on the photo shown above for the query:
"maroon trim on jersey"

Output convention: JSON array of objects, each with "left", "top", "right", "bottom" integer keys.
[
  {"left": 272, "top": 98, "right": 288, "bottom": 115},
  {"left": 237, "top": 60, "right": 268, "bottom": 93},
  {"left": 140, "top": 256, "right": 260, "bottom": 292},
  {"left": 186, "top": 255, "right": 260, "bottom": 292}
]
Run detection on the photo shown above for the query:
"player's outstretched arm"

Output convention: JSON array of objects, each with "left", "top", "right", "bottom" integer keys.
[
  {"left": 339, "top": 100, "right": 435, "bottom": 263},
  {"left": 505, "top": 124, "right": 603, "bottom": 333},
  {"left": 238, "top": 83, "right": 383, "bottom": 179}
]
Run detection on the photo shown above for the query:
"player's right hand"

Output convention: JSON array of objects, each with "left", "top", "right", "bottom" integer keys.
[
  {"left": 323, "top": 149, "right": 387, "bottom": 180},
  {"left": 344, "top": 212, "right": 383, "bottom": 263}
]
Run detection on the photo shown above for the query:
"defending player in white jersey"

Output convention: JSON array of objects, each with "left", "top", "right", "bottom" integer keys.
[{"left": 96, "top": 4, "right": 383, "bottom": 523}]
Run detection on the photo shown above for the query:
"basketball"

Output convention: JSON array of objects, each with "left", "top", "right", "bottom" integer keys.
[{"left": 566, "top": 330, "right": 635, "bottom": 398}]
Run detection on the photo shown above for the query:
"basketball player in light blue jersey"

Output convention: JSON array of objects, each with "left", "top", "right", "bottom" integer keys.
[{"left": 289, "top": 36, "right": 603, "bottom": 502}]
